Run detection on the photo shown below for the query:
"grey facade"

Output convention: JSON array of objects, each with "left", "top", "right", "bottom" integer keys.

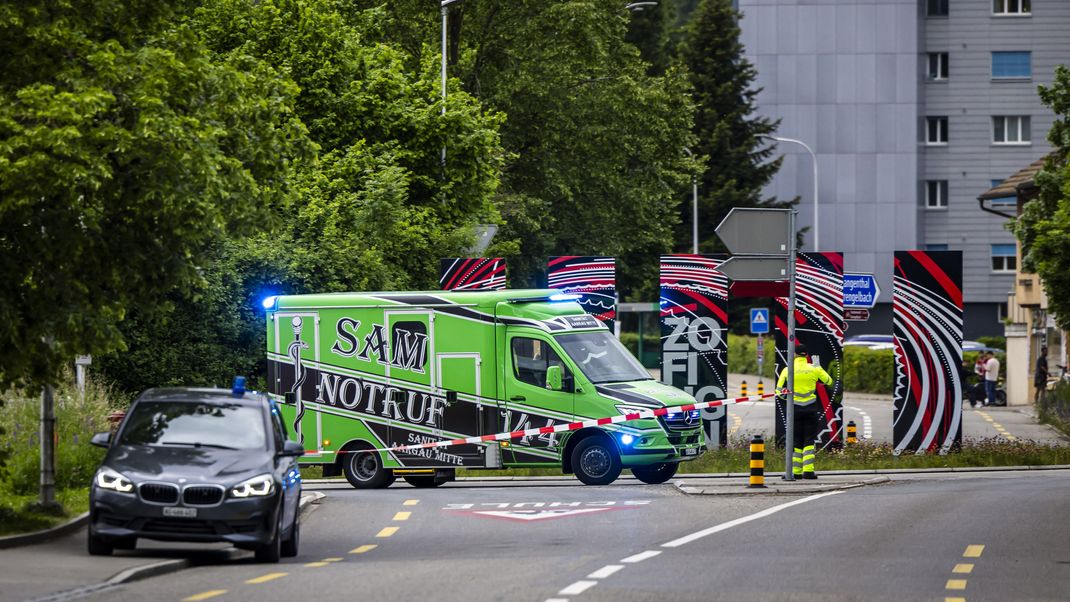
[{"left": 738, "top": 0, "right": 1069, "bottom": 338}]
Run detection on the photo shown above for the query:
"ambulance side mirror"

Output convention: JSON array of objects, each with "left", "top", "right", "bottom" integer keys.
[{"left": 546, "top": 366, "right": 563, "bottom": 392}]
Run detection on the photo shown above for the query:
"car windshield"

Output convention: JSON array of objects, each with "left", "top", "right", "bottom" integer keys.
[
  {"left": 555, "top": 331, "right": 652, "bottom": 384},
  {"left": 118, "top": 401, "right": 267, "bottom": 450}
]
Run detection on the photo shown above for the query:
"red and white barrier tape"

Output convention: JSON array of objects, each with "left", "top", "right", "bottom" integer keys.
[{"left": 316, "top": 392, "right": 779, "bottom": 455}]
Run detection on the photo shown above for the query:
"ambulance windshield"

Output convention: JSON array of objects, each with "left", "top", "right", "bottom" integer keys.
[{"left": 556, "top": 331, "right": 651, "bottom": 384}]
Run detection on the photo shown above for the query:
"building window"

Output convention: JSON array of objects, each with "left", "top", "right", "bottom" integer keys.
[
  {"left": 991, "top": 244, "right": 1017, "bottom": 272},
  {"left": 927, "top": 0, "right": 949, "bottom": 17},
  {"left": 992, "top": 51, "right": 1031, "bottom": 79},
  {"left": 993, "top": 116, "right": 1031, "bottom": 144},
  {"left": 926, "top": 180, "right": 948, "bottom": 209},
  {"left": 927, "top": 53, "right": 949, "bottom": 80},
  {"left": 926, "top": 117, "right": 948, "bottom": 144},
  {"left": 993, "top": 0, "right": 1030, "bottom": 15},
  {"left": 989, "top": 179, "right": 1017, "bottom": 207},
  {"left": 997, "top": 302, "right": 1009, "bottom": 321},
  {"left": 925, "top": 244, "right": 949, "bottom": 251}
]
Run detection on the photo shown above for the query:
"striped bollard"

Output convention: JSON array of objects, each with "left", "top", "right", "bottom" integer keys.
[
  {"left": 748, "top": 434, "right": 766, "bottom": 488},
  {"left": 741, "top": 380, "right": 748, "bottom": 397},
  {"left": 846, "top": 421, "right": 858, "bottom": 445},
  {"left": 757, "top": 381, "right": 764, "bottom": 396}
]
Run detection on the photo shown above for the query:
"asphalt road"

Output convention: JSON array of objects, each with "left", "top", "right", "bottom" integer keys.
[{"left": 51, "top": 471, "right": 1070, "bottom": 602}]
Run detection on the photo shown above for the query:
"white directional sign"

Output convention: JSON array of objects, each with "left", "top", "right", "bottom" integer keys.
[
  {"left": 715, "top": 208, "right": 792, "bottom": 255},
  {"left": 717, "top": 257, "right": 789, "bottom": 281}
]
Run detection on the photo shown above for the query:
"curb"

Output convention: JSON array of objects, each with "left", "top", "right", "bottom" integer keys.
[
  {"left": 20, "top": 491, "right": 327, "bottom": 602},
  {"left": 0, "top": 512, "right": 90, "bottom": 550},
  {"left": 673, "top": 475, "right": 891, "bottom": 496}
]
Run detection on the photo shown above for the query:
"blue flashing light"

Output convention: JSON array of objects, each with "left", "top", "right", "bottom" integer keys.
[
  {"left": 261, "top": 295, "right": 279, "bottom": 311},
  {"left": 620, "top": 434, "right": 634, "bottom": 446},
  {"left": 548, "top": 293, "right": 582, "bottom": 302},
  {"left": 232, "top": 376, "right": 246, "bottom": 397}
]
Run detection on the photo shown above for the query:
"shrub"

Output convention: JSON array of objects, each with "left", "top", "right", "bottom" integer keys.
[
  {"left": 1039, "top": 380, "right": 1070, "bottom": 436},
  {"left": 0, "top": 374, "right": 115, "bottom": 496}
]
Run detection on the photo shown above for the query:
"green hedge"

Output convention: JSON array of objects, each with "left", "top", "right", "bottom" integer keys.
[{"left": 1039, "top": 380, "right": 1070, "bottom": 436}]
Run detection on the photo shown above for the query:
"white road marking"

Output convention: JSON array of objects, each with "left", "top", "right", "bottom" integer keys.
[
  {"left": 558, "top": 581, "right": 598, "bottom": 595},
  {"left": 662, "top": 490, "right": 844, "bottom": 548},
  {"left": 621, "top": 550, "right": 662, "bottom": 563},
  {"left": 845, "top": 405, "right": 873, "bottom": 439},
  {"left": 545, "top": 599, "right": 569, "bottom": 602},
  {"left": 587, "top": 565, "right": 624, "bottom": 579}
]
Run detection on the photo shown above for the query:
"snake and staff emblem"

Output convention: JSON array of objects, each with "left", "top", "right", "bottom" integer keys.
[{"left": 288, "top": 316, "right": 310, "bottom": 446}]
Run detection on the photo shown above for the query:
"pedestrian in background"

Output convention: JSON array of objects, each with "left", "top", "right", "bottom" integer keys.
[
  {"left": 1034, "top": 345, "right": 1049, "bottom": 402},
  {"left": 984, "top": 351, "right": 1001, "bottom": 407},
  {"left": 776, "top": 344, "right": 833, "bottom": 480}
]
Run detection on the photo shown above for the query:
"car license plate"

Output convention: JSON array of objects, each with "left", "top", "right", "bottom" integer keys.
[
  {"left": 163, "top": 507, "right": 197, "bottom": 518},
  {"left": 683, "top": 447, "right": 698, "bottom": 456}
]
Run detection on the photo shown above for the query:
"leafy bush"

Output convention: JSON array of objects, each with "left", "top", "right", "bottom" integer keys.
[
  {"left": 0, "top": 374, "right": 114, "bottom": 496},
  {"left": 726, "top": 335, "right": 776, "bottom": 378},
  {"left": 976, "top": 336, "right": 1006, "bottom": 350},
  {"left": 1039, "top": 380, "right": 1070, "bottom": 436}
]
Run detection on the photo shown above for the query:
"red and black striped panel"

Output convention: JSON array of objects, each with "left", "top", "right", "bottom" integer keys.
[
  {"left": 659, "top": 254, "right": 730, "bottom": 447},
  {"left": 439, "top": 258, "right": 507, "bottom": 291},
  {"left": 546, "top": 256, "right": 616, "bottom": 328},
  {"left": 892, "top": 250, "right": 963, "bottom": 454},
  {"left": 773, "top": 252, "right": 845, "bottom": 449}
]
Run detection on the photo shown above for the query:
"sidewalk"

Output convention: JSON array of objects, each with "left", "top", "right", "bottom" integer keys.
[{"left": 1, "top": 492, "right": 323, "bottom": 602}]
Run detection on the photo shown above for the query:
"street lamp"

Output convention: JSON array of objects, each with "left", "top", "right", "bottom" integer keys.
[
  {"left": 683, "top": 147, "right": 698, "bottom": 254},
  {"left": 763, "top": 135, "right": 819, "bottom": 252},
  {"left": 440, "top": 0, "right": 465, "bottom": 167}
]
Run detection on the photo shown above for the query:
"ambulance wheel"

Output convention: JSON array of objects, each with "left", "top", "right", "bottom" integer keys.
[
  {"left": 572, "top": 436, "right": 622, "bottom": 486},
  {"left": 343, "top": 446, "right": 393, "bottom": 489},
  {"left": 403, "top": 476, "right": 443, "bottom": 488},
  {"left": 631, "top": 462, "right": 678, "bottom": 485}
]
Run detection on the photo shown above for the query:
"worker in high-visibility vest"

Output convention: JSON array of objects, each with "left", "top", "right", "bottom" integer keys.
[{"left": 776, "top": 344, "right": 833, "bottom": 479}]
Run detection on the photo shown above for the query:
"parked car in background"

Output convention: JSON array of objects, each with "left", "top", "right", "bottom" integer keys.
[
  {"left": 963, "top": 340, "right": 1003, "bottom": 354},
  {"left": 88, "top": 380, "right": 304, "bottom": 562},
  {"left": 844, "top": 335, "right": 895, "bottom": 350}
]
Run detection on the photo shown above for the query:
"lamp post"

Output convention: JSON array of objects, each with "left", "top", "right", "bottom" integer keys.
[
  {"left": 440, "top": 0, "right": 465, "bottom": 167},
  {"left": 683, "top": 147, "right": 698, "bottom": 254},
  {"left": 764, "top": 135, "right": 819, "bottom": 252}
]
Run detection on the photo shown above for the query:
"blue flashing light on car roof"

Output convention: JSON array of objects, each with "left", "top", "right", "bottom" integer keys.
[
  {"left": 232, "top": 376, "right": 246, "bottom": 397},
  {"left": 548, "top": 293, "right": 582, "bottom": 302},
  {"left": 261, "top": 295, "right": 279, "bottom": 311}
]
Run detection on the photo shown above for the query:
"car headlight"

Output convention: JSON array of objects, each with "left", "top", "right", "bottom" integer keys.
[
  {"left": 95, "top": 467, "right": 134, "bottom": 494},
  {"left": 230, "top": 474, "right": 275, "bottom": 498}
]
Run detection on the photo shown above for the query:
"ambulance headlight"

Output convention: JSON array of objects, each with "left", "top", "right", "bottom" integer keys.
[{"left": 620, "top": 434, "right": 634, "bottom": 446}]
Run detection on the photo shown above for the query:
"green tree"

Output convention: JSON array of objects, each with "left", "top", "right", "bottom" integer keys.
[
  {"left": 625, "top": 1, "right": 678, "bottom": 75},
  {"left": 0, "top": 0, "right": 313, "bottom": 388},
  {"left": 1013, "top": 65, "right": 1070, "bottom": 329},
  {"left": 678, "top": 0, "right": 784, "bottom": 252},
  {"left": 359, "top": 0, "right": 697, "bottom": 300}
]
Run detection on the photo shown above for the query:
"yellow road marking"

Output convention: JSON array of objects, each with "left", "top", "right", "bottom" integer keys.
[
  {"left": 322, "top": 557, "right": 343, "bottom": 562},
  {"left": 403, "top": 499, "right": 419, "bottom": 506},
  {"left": 350, "top": 544, "right": 378, "bottom": 554},
  {"left": 184, "top": 591, "right": 227, "bottom": 602},
  {"left": 945, "top": 579, "right": 967, "bottom": 590},
  {"left": 963, "top": 545, "right": 985, "bottom": 558},
  {"left": 246, "top": 573, "right": 287, "bottom": 584},
  {"left": 945, "top": 598, "right": 966, "bottom": 602},
  {"left": 304, "top": 561, "right": 329, "bottom": 568},
  {"left": 376, "top": 526, "right": 399, "bottom": 538},
  {"left": 393, "top": 511, "right": 411, "bottom": 521},
  {"left": 952, "top": 563, "right": 974, "bottom": 574}
]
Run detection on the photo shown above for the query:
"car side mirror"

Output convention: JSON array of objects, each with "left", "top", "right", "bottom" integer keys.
[
  {"left": 546, "top": 365, "right": 563, "bottom": 392},
  {"left": 90, "top": 432, "right": 112, "bottom": 448},
  {"left": 279, "top": 440, "right": 305, "bottom": 457}
]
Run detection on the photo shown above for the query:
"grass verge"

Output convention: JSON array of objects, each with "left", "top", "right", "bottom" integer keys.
[{"left": 0, "top": 488, "right": 90, "bottom": 537}]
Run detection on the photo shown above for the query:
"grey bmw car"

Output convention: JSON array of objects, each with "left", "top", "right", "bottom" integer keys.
[{"left": 89, "top": 383, "right": 304, "bottom": 562}]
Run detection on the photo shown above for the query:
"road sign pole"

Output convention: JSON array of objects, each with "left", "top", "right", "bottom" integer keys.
[{"left": 784, "top": 209, "right": 797, "bottom": 481}]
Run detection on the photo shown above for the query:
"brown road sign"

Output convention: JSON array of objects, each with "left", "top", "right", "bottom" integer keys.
[{"left": 844, "top": 308, "right": 870, "bottom": 321}]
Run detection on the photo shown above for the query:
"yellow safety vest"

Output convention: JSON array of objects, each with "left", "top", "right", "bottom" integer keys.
[{"left": 776, "top": 357, "right": 833, "bottom": 405}]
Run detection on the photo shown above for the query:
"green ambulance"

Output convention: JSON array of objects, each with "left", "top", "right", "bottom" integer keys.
[{"left": 264, "top": 290, "right": 704, "bottom": 488}]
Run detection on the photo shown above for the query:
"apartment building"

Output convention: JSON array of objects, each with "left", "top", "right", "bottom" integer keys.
[{"left": 738, "top": 0, "right": 1069, "bottom": 338}]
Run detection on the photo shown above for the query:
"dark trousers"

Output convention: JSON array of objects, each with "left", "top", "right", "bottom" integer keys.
[{"left": 793, "top": 402, "right": 822, "bottom": 450}]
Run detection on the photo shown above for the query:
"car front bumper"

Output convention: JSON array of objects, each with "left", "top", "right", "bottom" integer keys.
[{"left": 90, "top": 489, "right": 280, "bottom": 548}]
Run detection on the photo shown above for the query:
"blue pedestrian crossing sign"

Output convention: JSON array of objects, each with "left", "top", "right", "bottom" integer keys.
[{"left": 750, "top": 308, "right": 770, "bottom": 334}]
